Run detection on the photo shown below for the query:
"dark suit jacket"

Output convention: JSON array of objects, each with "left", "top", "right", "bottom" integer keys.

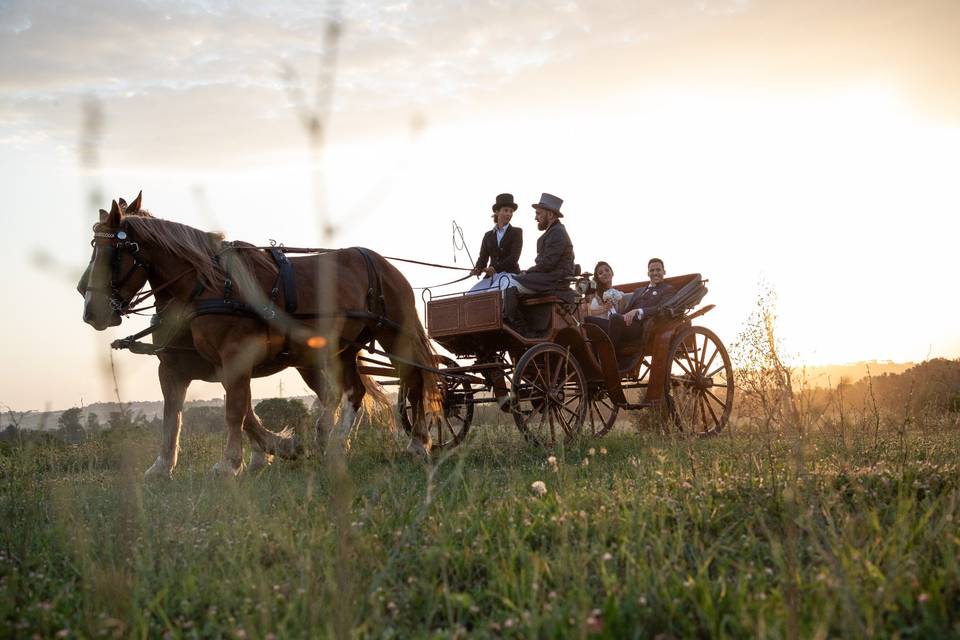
[
  {"left": 515, "top": 221, "right": 575, "bottom": 294},
  {"left": 474, "top": 225, "right": 522, "bottom": 275},
  {"left": 623, "top": 282, "right": 676, "bottom": 319}
]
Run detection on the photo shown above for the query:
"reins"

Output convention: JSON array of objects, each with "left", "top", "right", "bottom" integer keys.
[
  {"left": 123, "top": 266, "right": 197, "bottom": 315},
  {"left": 213, "top": 243, "right": 477, "bottom": 290}
]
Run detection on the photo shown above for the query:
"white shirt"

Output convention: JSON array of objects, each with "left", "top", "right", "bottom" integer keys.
[{"left": 495, "top": 223, "right": 510, "bottom": 246}]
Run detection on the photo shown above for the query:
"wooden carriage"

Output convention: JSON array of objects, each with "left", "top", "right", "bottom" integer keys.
[{"left": 394, "top": 274, "right": 734, "bottom": 448}]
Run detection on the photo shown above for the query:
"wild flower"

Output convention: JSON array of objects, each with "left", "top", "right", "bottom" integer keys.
[
  {"left": 531, "top": 480, "right": 548, "bottom": 497},
  {"left": 585, "top": 609, "right": 603, "bottom": 634}
]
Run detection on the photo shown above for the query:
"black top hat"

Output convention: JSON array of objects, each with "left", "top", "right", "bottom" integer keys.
[
  {"left": 532, "top": 193, "right": 564, "bottom": 217},
  {"left": 492, "top": 193, "right": 518, "bottom": 212}
]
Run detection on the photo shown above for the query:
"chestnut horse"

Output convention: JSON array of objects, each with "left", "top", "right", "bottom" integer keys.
[{"left": 79, "top": 194, "right": 443, "bottom": 478}]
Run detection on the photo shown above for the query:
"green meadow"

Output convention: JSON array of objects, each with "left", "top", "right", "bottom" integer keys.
[{"left": 2, "top": 412, "right": 958, "bottom": 639}]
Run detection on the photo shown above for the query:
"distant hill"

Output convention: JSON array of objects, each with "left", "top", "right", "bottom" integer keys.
[
  {"left": 835, "top": 358, "right": 960, "bottom": 413},
  {"left": 794, "top": 361, "right": 917, "bottom": 388},
  {"left": 8, "top": 395, "right": 315, "bottom": 432}
]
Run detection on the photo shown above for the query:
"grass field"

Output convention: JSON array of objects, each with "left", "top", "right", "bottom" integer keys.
[{"left": 2, "top": 415, "right": 958, "bottom": 639}]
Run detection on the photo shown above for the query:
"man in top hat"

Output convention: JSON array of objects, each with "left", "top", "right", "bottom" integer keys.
[
  {"left": 468, "top": 193, "right": 523, "bottom": 292},
  {"left": 512, "top": 193, "right": 575, "bottom": 294},
  {"left": 500, "top": 193, "right": 575, "bottom": 331}
]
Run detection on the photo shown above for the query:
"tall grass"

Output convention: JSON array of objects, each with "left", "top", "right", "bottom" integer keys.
[{"left": 1, "top": 412, "right": 958, "bottom": 638}]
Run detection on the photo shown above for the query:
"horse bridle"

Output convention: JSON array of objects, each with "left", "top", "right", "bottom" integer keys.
[{"left": 88, "top": 226, "right": 151, "bottom": 314}]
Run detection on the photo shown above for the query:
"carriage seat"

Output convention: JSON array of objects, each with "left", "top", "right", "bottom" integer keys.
[
  {"left": 519, "top": 290, "right": 578, "bottom": 307},
  {"left": 615, "top": 273, "right": 707, "bottom": 318}
]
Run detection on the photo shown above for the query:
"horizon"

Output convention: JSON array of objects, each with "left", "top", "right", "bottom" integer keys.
[
  {"left": 3, "top": 1, "right": 960, "bottom": 411},
  {"left": 5, "top": 357, "right": 938, "bottom": 418}
]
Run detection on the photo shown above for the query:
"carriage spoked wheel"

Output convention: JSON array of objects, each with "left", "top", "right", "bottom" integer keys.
[
  {"left": 511, "top": 343, "right": 587, "bottom": 447},
  {"left": 665, "top": 326, "right": 734, "bottom": 436},
  {"left": 586, "top": 386, "right": 619, "bottom": 437},
  {"left": 398, "top": 355, "right": 474, "bottom": 449}
]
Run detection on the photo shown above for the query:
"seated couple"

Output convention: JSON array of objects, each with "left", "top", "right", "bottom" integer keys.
[{"left": 582, "top": 257, "right": 675, "bottom": 363}]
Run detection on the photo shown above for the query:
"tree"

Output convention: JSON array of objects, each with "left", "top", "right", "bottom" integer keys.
[
  {"left": 183, "top": 406, "right": 224, "bottom": 434},
  {"left": 57, "top": 407, "right": 86, "bottom": 444},
  {"left": 0, "top": 424, "right": 19, "bottom": 443},
  {"left": 255, "top": 398, "right": 309, "bottom": 432},
  {"left": 85, "top": 412, "right": 101, "bottom": 435}
]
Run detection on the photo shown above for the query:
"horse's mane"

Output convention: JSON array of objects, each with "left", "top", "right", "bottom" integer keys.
[{"left": 95, "top": 211, "right": 277, "bottom": 290}]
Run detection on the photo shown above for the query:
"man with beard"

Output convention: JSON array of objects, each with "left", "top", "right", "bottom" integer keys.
[{"left": 500, "top": 193, "right": 575, "bottom": 331}]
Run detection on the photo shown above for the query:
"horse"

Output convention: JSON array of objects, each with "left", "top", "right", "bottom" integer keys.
[{"left": 78, "top": 193, "right": 443, "bottom": 478}]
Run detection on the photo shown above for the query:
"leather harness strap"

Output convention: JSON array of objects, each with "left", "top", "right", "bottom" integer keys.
[
  {"left": 113, "top": 246, "right": 402, "bottom": 356},
  {"left": 268, "top": 247, "right": 298, "bottom": 314}
]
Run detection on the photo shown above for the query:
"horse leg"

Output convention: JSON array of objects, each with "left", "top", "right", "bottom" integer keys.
[
  {"left": 212, "top": 375, "right": 250, "bottom": 476},
  {"left": 332, "top": 350, "right": 367, "bottom": 450},
  {"left": 145, "top": 361, "right": 189, "bottom": 480},
  {"left": 245, "top": 407, "right": 272, "bottom": 474},
  {"left": 298, "top": 367, "right": 335, "bottom": 449},
  {"left": 243, "top": 402, "right": 303, "bottom": 468},
  {"left": 379, "top": 332, "right": 434, "bottom": 458}
]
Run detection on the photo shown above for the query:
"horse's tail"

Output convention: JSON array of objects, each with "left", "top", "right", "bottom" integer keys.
[
  {"left": 409, "top": 318, "right": 445, "bottom": 424},
  {"left": 357, "top": 372, "right": 397, "bottom": 432}
]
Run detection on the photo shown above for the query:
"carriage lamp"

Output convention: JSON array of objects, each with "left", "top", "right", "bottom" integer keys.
[{"left": 575, "top": 276, "right": 594, "bottom": 296}]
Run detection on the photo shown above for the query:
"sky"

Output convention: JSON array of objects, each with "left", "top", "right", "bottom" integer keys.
[{"left": 2, "top": 0, "right": 959, "bottom": 411}]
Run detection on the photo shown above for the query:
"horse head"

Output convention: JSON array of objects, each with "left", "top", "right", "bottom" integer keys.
[{"left": 80, "top": 192, "right": 151, "bottom": 330}]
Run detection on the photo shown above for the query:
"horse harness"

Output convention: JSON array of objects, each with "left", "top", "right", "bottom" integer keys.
[
  {"left": 106, "top": 238, "right": 396, "bottom": 357},
  {"left": 90, "top": 228, "right": 152, "bottom": 314}
]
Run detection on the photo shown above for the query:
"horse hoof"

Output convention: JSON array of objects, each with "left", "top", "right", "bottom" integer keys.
[
  {"left": 211, "top": 459, "right": 243, "bottom": 477},
  {"left": 248, "top": 452, "right": 272, "bottom": 474},
  {"left": 273, "top": 428, "right": 302, "bottom": 460},
  {"left": 405, "top": 440, "right": 431, "bottom": 461},
  {"left": 144, "top": 457, "right": 173, "bottom": 481}
]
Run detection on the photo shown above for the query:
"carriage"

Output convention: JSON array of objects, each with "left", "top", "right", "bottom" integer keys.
[
  {"left": 90, "top": 195, "right": 733, "bottom": 471},
  {"left": 363, "top": 272, "right": 735, "bottom": 449}
]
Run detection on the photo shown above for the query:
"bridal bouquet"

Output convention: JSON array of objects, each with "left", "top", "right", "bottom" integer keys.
[{"left": 602, "top": 288, "right": 624, "bottom": 307}]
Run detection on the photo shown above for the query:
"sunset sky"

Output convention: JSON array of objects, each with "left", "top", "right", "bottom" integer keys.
[{"left": 2, "top": 0, "right": 959, "bottom": 411}]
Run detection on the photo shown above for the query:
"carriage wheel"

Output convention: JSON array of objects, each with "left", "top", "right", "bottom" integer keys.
[
  {"left": 665, "top": 326, "right": 734, "bottom": 436},
  {"left": 511, "top": 343, "right": 587, "bottom": 447},
  {"left": 398, "top": 355, "right": 474, "bottom": 449},
  {"left": 587, "top": 386, "right": 620, "bottom": 438}
]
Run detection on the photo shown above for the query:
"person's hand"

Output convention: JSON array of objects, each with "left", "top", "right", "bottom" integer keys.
[
  {"left": 602, "top": 300, "right": 615, "bottom": 312},
  {"left": 483, "top": 266, "right": 495, "bottom": 277},
  {"left": 469, "top": 267, "right": 480, "bottom": 277},
  {"left": 623, "top": 309, "right": 641, "bottom": 326}
]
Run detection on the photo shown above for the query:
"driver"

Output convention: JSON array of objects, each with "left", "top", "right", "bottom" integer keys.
[{"left": 468, "top": 193, "right": 523, "bottom": 292}]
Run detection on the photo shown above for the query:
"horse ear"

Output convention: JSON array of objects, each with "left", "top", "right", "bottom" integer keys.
[
  {"left": 118, "top": 198, "right": 128, "bottom": 211},
  {"left": 108, "top": 200, "right": 124, "bottom": 225},
  {"left": 127, "top": 191, "right": 143, "bottom": 214},
  {"left": 99, "top": 209, "right": 109, "bottom": 223}
]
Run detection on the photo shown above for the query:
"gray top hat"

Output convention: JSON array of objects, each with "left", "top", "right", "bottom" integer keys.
[{"left": 532, "top": 192, "right": 564, "bottom": 217}]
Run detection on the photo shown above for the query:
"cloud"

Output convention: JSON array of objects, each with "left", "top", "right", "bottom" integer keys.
[{"left": 1, "top": 0, "right": 958, "bottom": 167}]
